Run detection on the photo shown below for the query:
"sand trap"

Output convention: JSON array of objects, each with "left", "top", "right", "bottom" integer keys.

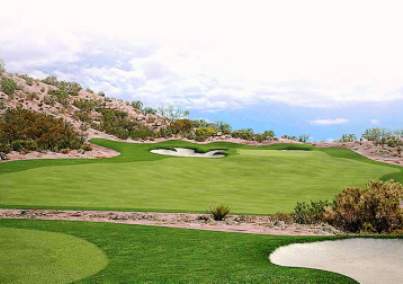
[
  {"left": 151, "top": 148, "right": 225, "bottom": 158},
  {"left": 270, "top": 238, "right": 403, "bottom": 284}
]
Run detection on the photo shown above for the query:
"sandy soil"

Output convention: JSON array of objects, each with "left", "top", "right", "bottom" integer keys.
[
  {"left": 1, "top": 144, "right": 119, "bottom": 162},
  {"left": 0, "top": 209, "right": 340, "bottom": 236},
  {"left": 270, "top": 238, "right": 403, "bottom": 284}
]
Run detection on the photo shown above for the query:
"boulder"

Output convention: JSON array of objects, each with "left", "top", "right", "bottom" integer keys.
[{"left": 0, "top": 152, "right": 8, "bottom": 160}]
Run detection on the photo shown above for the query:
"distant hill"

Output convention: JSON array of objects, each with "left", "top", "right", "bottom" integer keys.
[{"left": 0, "top": 72, "right": 170, "bottom": 142}]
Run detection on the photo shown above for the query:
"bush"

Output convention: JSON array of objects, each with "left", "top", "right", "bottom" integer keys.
[
  {"left": 170, "top": 119, "right": 192, "bottom": 134},
  {"left": 73, "top": 99, "right": 99, "bottom": 111},
  {"left": 130, "top": 127, "right": 155, "bottom": 140},
  {"left": 232, "top": 128, "right": 254, "bottom": 140},
  {"left": 20, "top": 74, "right": 34, "bottom": 86},
  {"left": 195, "top": 127, "right": 216, "bottom": 141},
  {"left": 48, "top": 89, "right": 70, "bottom": 107},
  {"left": 1, "top": 78, "right": 17, "bottom": 96},
  {"left": 42, "top": 76, "right": 81, "bottom": 96},
  {"left": 81, "top": 143, "right": 92, "bottom": 151},
  {"left": 0, "top": 107, "right": 83, "bottom": 152},
  {"left": 209, "top": 205, "right": 230, "bottom": 221},
  {"left": 324, "top": 180, "right": 403, "bottom": 233},
  {"left": 293, "top": 200, "right": 331, "bottom": 224},
  {"left": 0, "top": 143, "right": 11, "bottom": 153}
]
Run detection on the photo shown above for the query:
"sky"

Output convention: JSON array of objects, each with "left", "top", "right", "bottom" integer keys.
[{"left": 1, "top": 0, "right": 402, "bottom": 140}]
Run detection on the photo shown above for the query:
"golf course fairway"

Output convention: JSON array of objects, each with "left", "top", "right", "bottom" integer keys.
[{"left": 0, "top": 139, "right": 401, "bottom": 214}]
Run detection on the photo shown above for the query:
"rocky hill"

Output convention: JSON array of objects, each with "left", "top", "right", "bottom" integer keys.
[{"left": 0, "top": 72, "right": 170, "bottom": 141}]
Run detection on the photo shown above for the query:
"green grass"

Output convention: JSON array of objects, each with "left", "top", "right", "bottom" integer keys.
[
  {"left": 0, "top": 139, "right": 401, "bottom": 214},
  {"left": 0, "top": 219, "right": 356, "bottom": 283},
  {"left": 0, "top": 226, "right": 107, "bottom": 284}
]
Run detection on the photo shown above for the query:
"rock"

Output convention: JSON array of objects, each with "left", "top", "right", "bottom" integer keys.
[
  {"left": 197, "top": 215, "right": 210, "bottom": 222},
  {"left": 273, "top": 220, "right": 285, "bottom": 227},
  {"left": 0, "top": 152, "right": 8, "bottom": 160}
]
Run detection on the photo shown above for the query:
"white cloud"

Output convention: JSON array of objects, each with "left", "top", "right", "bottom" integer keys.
[
  {"left": 370, "top": 119, "right": 380, "bottom": 125},
  {"left": 1, "top": 0, "right": 403, "bottom": 110},
  {"left": 310, "top": 118, "right": 349, "bottom": 125}
]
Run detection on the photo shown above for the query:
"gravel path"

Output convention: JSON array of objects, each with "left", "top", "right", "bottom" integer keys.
[{"left": 0, "top": 209, "right": 340, "bottom": 236}]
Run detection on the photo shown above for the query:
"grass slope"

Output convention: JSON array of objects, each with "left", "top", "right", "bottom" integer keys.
[
  {"left": 0, "top": 219, "right": 356, "bottom": 283},
  {"left": 1, "top": 139, "right": 401, "bottom": 214},
  {"left": 0, "top": 227, "right": 107, "bottom": 284}
]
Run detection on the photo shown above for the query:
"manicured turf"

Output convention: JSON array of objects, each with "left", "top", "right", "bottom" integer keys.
[
  {"left": 0, "top": 227, "right": 107, "bottom": 284},
  {"left": 0, "top": 219, "right": 356, "bottom": 283},
  {"left": 0, "top": 139, "right": 401, "bottom": 214}
]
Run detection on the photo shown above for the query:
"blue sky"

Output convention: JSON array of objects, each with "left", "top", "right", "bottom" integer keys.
[{"left": 1, "top": 0, "right": 402, "bottom": 140}]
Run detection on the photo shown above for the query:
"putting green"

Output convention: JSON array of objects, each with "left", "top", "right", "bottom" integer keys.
[
  {"left": 0, "top": 227, "right": 108, "bottom": 284},
  {"left": 0, "top": 139, "right": 401, "bottom": 214}
]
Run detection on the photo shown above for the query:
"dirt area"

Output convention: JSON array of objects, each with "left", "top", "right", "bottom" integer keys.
[
  {"left": 0, "top": 209, "right": 340, "bottom": 236},
  {"left": 1, "top": 144, "right": 119, "bottom": 162},
  {"left": 314, "top": 141, "right": 403, "bottom": 167}
]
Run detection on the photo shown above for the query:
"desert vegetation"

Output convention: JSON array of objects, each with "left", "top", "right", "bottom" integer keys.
[
  {"left": 0, "top": 108, "right": 83, "bottom": 153},
  {"left": 294, "top": 180, "right": 403, "bottom": 233},
  {"left": 209, "top": 205, "right": 231, "bottom": 221}
]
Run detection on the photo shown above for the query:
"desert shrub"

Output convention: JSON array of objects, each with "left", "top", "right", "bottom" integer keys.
[
  {"left": 20, "top": 74, "right": 34, "bottom": 86},
  {"left": 339, "top": 134, "right": 357, "bottom": 142},
  {"left": 158, "top": 127, "right": 173, "bottom": 138},
  {"left": 11, "top": 139, "right": 38, "bottom": 151},
  {"left": 98, "top": 108, "right": 133, "bottom": 139},
  {"left": 0, "top": 143, "right": 11, "bottom": 153},
  {"left": 81, "top": 143, "right": 92, "bottom": 151},
  {"left": 386, "top": 135, "right": 402, "bottom": 147},
  {"left": 27, "top": 92, "right": 39, "bottom": 101},
  {"left": 195, "top": 127, "right": 216, "bottom": 141},
  {"left": 232, "top": 128, "right": 254, "bottom": 140},
  {"left": 143, "top": 107, "right": 157, "bottom": 115},
  {"left": 74, "top": 109, "right": 92, "bottom": 123},
  {"left": 73, "top": 99, "right": 99, "bottom": 111},
  {"left": 130, "top": 127, "right": 155, "bottom": 140},
  {"left": 294, "top": 200, "right": 331, "bottom": 224},
  {"left": 131, "top": 100, "right": 143, "bottom": 110},
  {"left": 42, "top": 76, "right": 81, "bottom": 96},
  {"left": 270, "top": 212, "right": 294, "bottom": 224},
  {"left": 170, "top": 119, "right": 193, "bottom": 134},
  {"left": 0, "top": 107, "right": 83, "bottom": 152},
  {"left": 209, "top": 205, "right": 230, "bottom": 221},
  {"left": 43, "top": 96, "right": 56, "bottom": 106},
  {"left": 324, "top": 180, "right": 403, "bottom": 233},
  {"left": 1, "top": 78, "right": 17, "bottom": 96},
  {"left": 48, "top": 89, "right": 70, "bottom": 107}
]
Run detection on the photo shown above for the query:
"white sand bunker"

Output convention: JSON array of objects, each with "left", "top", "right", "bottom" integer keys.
[
  {"left": 151, "top": 148, "right": 225, "bottom": 158},
  {"left": 270, "top": 238, "right": 403, "bottom": 284}
]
